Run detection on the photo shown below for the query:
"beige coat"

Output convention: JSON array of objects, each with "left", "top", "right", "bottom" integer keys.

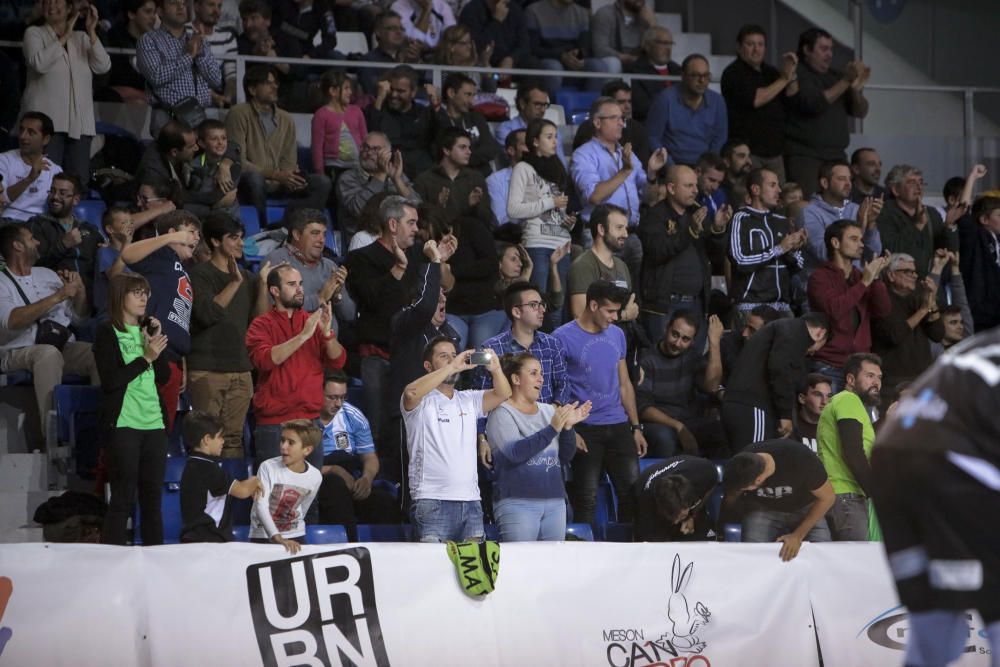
[{"left": 21, "top": 24, "right": 111, "bottom": 139}]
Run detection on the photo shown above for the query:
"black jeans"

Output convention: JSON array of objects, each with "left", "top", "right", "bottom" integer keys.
[
  {"left": 317, "top": 474, "right": 402, "bottom": 541},
  {"left": 102, "top": 427, "right": 167, "bottom": 546},
  {"left": 570, "top": 422, "right": 639, "bottom": 527}
]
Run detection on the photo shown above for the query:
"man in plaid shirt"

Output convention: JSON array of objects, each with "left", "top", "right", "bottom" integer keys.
[{"left": 137, "top": 0, "right": 223, "bottom": 135}]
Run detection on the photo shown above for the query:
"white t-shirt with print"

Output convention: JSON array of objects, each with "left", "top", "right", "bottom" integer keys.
[
  {"left": 402, "top": 388, "right": 485, "bottom": 501},
  {"left": 250, "top": 457, "right": 322, "bottom": 540},
  {"left": 0, "top": 150, "right": 62, "bottom": 221}
]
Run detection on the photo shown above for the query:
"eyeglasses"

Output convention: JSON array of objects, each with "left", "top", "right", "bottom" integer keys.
[
  {"left": 360, "top": 144, "right": 384, "bottom": 153},
  {"left": 687, "top": 72, "right": 711, "bottom": 80},
  {"left": 652, "top": 39, "right": 674, "bottom": 46},
  {"left": 894, "top": 268, "right": 918, "bottom": 275},
  {"left": 528, "top": 101, "right": 551, "bottom": 110},
  {"left": 516, "top": 301, "right": 547, "bottom": 310},
  {"left": 129, "top": 288, "right": 151, "bottom": 297},
  {"left": 597, "top": 114, "right": 624, "bottom": 122}
]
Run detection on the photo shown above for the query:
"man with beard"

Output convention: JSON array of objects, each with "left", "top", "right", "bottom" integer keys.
[
  {"left": 568, "top": 204, "right": 635, "bottom": 318},
  {"left": 402, "top": 336, "right": 510, "bottom": 542},
  {"left": 27, "top": 173, "right": 102, "bottom": 307},
  {"left": 849, "top": 147, "right": 885, "bottom": 204},
  {"left": 816, "top": 352, "right": 882, "bottom": 541},
  {"left": 720, "top": 139, "right": 751, "bottom": 204},
  {"left": 336, "top": 132, "right": 417, "bottom": 240},
  {"left": 366, "top": 65, "right": 436, "bottom": 180},
  {"left": 246, "top": 264, "right": 347, "bottom": 471}
]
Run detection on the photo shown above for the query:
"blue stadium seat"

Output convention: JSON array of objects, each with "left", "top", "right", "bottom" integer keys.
[
  {"left": 639, "top": 457, "right": 667, "bottom": 472},
  {"left": 566, "top": 523, "right": 594, "bottom": 541},
  {"left": 51, "top": 384, "right": 102, "bottom": 478},
  {"left": 346, "top": 379, "right": 365, "bottom": 414},
  {"left": 297, "top": 146, "right": 312, "bottom": 174},
  {"left": 593, "top": 480, "right": 618, "bottom": 539},
  {"left": 164, "top": 455, "right": 187, "bottom": 486},
  {"left": 161, "top": 488, "right": 182, "bottom": 544},
  {"left": 221, "top": 458, "right": 250, "bottom": 481},
  {"left": 356, "top": 523, "right": 411, "bottom": 542},
  {"left": 704, "top": 485, "right": 724, "bottom": 523},
  {"left": 372, "top": 479, "right": 399, "bottom": 499},
  {"left": 0, "top": 370, "right": 34, "bottom": 387},
  {"left": 239, "top": 206, "right": 262, "bottom": 237},
  {"left": 232, "top": 525, "right": 252, "bottom": 542},
  {"left": 73, "top": 200, "right": 107, "bottom": 229},
  {"left": 265, "top": 205, "right": 286, "bottom": 227},
  {"left": 554, "top": 90, "right": 599, "bottom": 117},
  {"left": 484, "top": 523, "right": 500, "bottom": 541},
  {"left": 603, "top": 522, "right": 634, "bottom": 542},
  {"left": 306, "top": 524, "right": 349, "bottom": 544},
  {"left": 723, "top": 523, "right": 742, "bottom": 542}
]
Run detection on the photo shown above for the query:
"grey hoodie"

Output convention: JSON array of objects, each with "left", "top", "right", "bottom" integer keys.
[{"left": 798, "top": 193, "right": 882, "bottom": 273}]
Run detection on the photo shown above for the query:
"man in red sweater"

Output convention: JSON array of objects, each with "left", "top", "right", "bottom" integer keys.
[
  {"left": 247, "top": 265, "right": 347, "bottom": 471},
  {"left": 806, "top": 219, "right": 890, "bottom": 393}
]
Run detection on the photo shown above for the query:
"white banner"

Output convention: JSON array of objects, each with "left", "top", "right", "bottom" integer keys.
[{"left": 0, "top": 542, "right": 990, "bottom": 666}]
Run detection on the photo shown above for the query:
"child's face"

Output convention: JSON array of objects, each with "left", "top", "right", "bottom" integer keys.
[
  {"left": 280, "top": 430, "right": 312, "bottom": 469},
  {"left": 199, "top": 430, "right": 225, "bottom": 457},
  {"left": 168, "top": 223, "right": 201, "bottom": 261},
  {"left": 200, "top": 128, "right": 228, "bottom": 158}
]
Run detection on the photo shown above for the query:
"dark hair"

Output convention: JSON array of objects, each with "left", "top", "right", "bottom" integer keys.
[
  {"left": 500, "top": 351, "right": 538, "bottom": 389},
  {"left": 138, "top": 177, "right": 176, "bottom": 202},
  {"left": 238, "top": 0, "right": 270, "bottom": 19},
  {"left": 108, "top": 273, "right": 152, "bottom": 332},
  {"left": 942, "top": 176, "right": 965, "bottom": 203},
  {"left": 723, "top": 453, "right": 767, "bottom": 494},
  {"left": 941, "top": 304, "right": 963, "bottom": 318},
  {"left": 124, "top": 0, "right": 155, "bottom": 15},
  {"left": 504, "top": 128, "right": 526, "bottom": 151},
  {"left": 746, "top": 167, "right": 774, "bottom": 195},
  {"left": 243, "top": 64, "right": 277, "bottom": 99},
  {"left": 797, "top": 27, "right": 834, "bottom": 59},
  {"left": 721, "top": 139, "right": 749, "bottom": 162},
  {"left": 156, "top": 120, "right": 193, "bottom": 155},
  {"left": 20, "top": 111, "right": 54, "bottom": 137},
  {"left": 101, "top": 206, "right": 131, "bottom": 235},
  {"left": 749, "top": 304, "right": 781, "bottom": 323},
  {"left": 695, "top": 151, "right": 726, "bottom": 173},
  {"left": 384, "top": 64, "right": 418, "bottom": 88},
  {"left": 51, "top": 172, "right": 82, "bottom": 196},
  {"left": 320, "top": 69, "right": 351, "bottom": 101},
  {"left": 736, "top": 24, "right": 767, "bottom": 43},
  {"left": 435, "top": 126, "right": 471, "bottom": 161},
  {"left": 586, "top": 280, "right": 627, "bottom": 310},
  {"left": 823, "top": 218, "right": 862, "bottom": 256},
  {"left": 374, "top": 10, "right": 401, "bottom": 30},
  {"left": 681, "top": 53, "right": 709, "bottom": 72},
  {"left": 183, "top": 411, "right": 225, "bottom": 453},
  {"left": 515, "top": 81, "right": 547, "bottom": 108},
  {"left": 357, "top": 191, "right": 393, "bottom": 237},
  {"left": 324, "top": 369, "right": 350, "bottom": 386},
  {"left": 801, "top": 311, "right": 830, "bottom": 332},
  {"left": 818, "top": 161, "right": 850, "bottom": 187},
  {"left": 443, "top": 72, "right": 475, "bottom": 98},
  {"left": 972, "top": 195, "right": 1000, "bottom": 223},
  {"left": 652, "top": 474, "right": 697, "bottom": 522},
  {"left": 588, "top": 203, "right": 627, "bottom": 241},
  {"left": 416, "top": 202, "right": 451, "bottom": 240},
  {"left": 849, "top": 147, "right": 877, "bottom": 166},
  {"left": 502, "top": 281, "right": 542, "bottom": 321},
  {"left": 523, "top": 118, "right": 567, "bottom": 191},
  {"left": 286, "top": 208, "right": 328, "bottom": 239},
  {"left": 601, "top": 79, "right": 631, "bottom": 97},
  {"left": 667, "top": 308, "right": 701, "bottom": 333},
  {"left": 0, "top": 224, "right": 28, "bottom": 261},
  {"left": 280, "top": 419, "right": 321, "bottom": 451},
  {"left": 196, "top": 118, "right": 226, "bottom": 141},
  {"left": 844, "top": 352, "right": 882, "bottom": 381},
  {"left": 154, "top": 209, "right": 201, "bottom": 236},
  {"left": 202, "top": 211, "right": 245, "bottom": 250},
  {"left": 422, "top": 334, "right": 457, "bottom": 365},
  {"left": 798, "top": 372, "right": 831, "bottom": 396}
]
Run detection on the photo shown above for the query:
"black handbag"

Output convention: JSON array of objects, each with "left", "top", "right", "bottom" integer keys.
[
  {"left": 2, "top": 269, "right": 72, "bottom": 350},
  {"left": 167, "top": 96, "right": 208, "bottom": 129}
]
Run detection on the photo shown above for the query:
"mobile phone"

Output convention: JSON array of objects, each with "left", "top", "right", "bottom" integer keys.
[
  {"left": 141, "top": 316, "right": 159, "bottom": 337},
  {"left": 470, "top": 351, "right": 493, "bottom": 366}
]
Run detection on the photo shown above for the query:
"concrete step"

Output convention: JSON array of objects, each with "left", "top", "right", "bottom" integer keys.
[
  {"left": 0, "top": 453, "right": 48, "bottom": 492},
  {"left": 0, "top": 490, "right": 58, "bottom": 543}
]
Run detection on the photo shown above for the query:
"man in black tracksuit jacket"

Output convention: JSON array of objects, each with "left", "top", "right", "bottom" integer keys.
[{"left": 721, "top": 314, "right": 829, "bottom": 450}]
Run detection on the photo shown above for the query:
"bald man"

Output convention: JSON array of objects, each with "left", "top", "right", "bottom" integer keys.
[{"left": 637, "top": 165, "right": 732, "bottom": 343}]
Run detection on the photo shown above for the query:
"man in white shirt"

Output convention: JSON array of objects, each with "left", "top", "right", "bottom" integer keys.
[
  {"left": 401, "top": 336, "right": 511, "bottom": 542},
  {"left": 390, "top": 0, "right": 456, "bottom": 50},
  {"left": 0, "top": 225, "right": 98, "bottom": 440},
  {"left": 0, "top": 112, "right": 63, "bottom": 222}
]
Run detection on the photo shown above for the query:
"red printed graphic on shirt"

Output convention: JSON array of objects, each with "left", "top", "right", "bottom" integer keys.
[{"left": 268, "top": 484, "right": 308, "bottom": 532}]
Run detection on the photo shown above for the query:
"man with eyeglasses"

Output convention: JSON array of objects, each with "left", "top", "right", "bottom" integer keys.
[
  {"left": 876, "top": 164, "right": 959, "bottom": 280},
  {"left": 633, "top": 454, "right": 720, "bottom": 542},
  {"left": 0, "top": 224, "right": 98, "bottom": 444},
  {"left": 646, "top": 53, "right": 728, "bottom": 167},
  {"left": 872, "top": 253, "right": 945, "bottom": 390},
  {"left": 573, "top": 80, "right": 651, "bottom": 167},
  {"left": 473, "top": 281, "right": 568, "bottom": 471},
  {"left": 27, "top": 173, "right": 102, "bottom": 309},
  {"left": 336, "top": 131, "right": 418, "bottom": 241},
  {"left": 494, "top": 83, "right": 567, "bottom": 166},
  {"left": 627, "top": 26, "right": 681, "bottom": 123}
]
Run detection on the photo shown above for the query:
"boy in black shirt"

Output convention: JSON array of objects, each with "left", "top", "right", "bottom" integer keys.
[
  {"left": 633, "top": 456, "right": 720, "bottom": 542},
  {"left": 179, "top": 412, "right": 263, "bottom": 543},
  {"left": 724, "top": 438, "right": 834, "bottom": 561}
]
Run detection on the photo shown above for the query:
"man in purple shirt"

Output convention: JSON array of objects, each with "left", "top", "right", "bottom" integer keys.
[
  {"left": 554, "top": 280, "right": 648, "bottom": 528},
  {"left": 646, "top": 54, "right": 728, "bottom": 166}
]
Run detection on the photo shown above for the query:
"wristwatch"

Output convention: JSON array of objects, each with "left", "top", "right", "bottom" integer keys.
[{"left": 630, "top": 424, "right": 643, "bottom": 433}]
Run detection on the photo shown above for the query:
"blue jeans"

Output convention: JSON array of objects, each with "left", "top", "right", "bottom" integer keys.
[
  {"left": 539, "top": 56, "right": 622, "bottom": 96},
  {"left": 527, "top": 246, "right": 571, "bottom": 330},
  {"left": 742, "top": 506, "right": 832, "bottom": 543},
  {"left": 446, "top": 310, "right": 509, "bottom": 351},
  {"left": 810, "top": 359, "right": 846, "bottom": 395},
  {"left": 643, "top": 422, "right": 679, "bottom": 458},
  {"left": 410, "top": 498, "right": 484, "bottom": 543},
  {"left": 493, "top": 497, "right": 566, "bottom": 542}
]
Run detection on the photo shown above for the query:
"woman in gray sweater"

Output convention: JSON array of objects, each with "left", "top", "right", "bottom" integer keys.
[{"left": 485, "top": 352, "right": 590, "bottom": 541}]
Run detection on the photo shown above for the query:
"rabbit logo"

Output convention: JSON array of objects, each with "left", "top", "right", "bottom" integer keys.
[{"left": 661, "top": 554, "right": 711, "bottom": 654}]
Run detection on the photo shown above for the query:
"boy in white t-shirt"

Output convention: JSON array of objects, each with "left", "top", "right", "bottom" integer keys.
[
  {"left": 401, "top": 336, "right": 511, "bottom": 542},
  {"left": 251, "top": 419, "right": 323, "bottom": 554}
]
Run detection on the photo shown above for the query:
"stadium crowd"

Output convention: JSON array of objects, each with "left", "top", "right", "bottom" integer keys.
[{"left": 0, "top": 0, "right": 998, "bottom": 556}]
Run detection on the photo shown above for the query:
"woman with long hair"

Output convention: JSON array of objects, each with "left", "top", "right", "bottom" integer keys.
[
  {"left": 507, "top": 118, "right": 576, "bottom": 327},
  {"left": 311, "top": 70, "right": 368, "bottom": 180},
  {"left": 434, "top": 24, "right": 496, "bottom": 92},
  {"left": 94, "top": 273, "right": 170, "bottom": 545},
  {"left": 495, "top": 242, "right": 568, "bottom": 315},
  {"left": 485, "top": 352, "right": 590, "bottom": 541},
  {"left": 22, "top": 0, "right": 111, "bottom": 182}
]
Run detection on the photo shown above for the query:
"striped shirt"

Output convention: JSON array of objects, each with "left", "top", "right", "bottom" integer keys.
[{"left": 199, "top": 25, "right": 239, "bottom": 85}]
